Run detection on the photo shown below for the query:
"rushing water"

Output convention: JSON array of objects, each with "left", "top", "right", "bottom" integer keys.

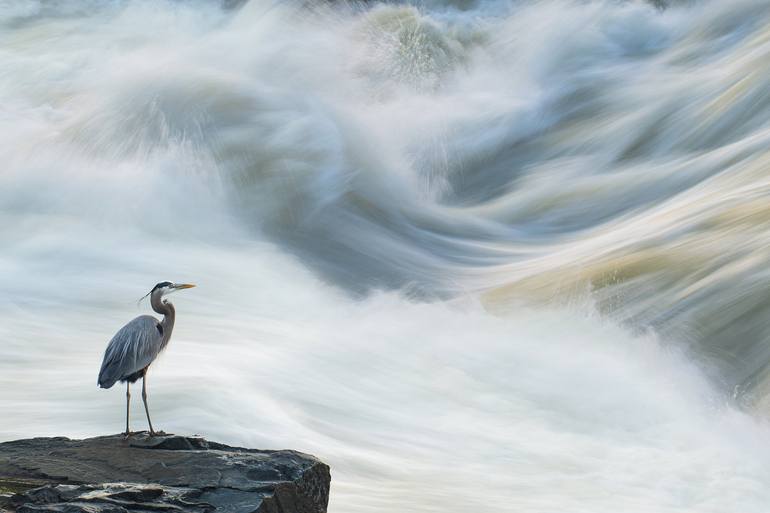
[{"left": 3, "top": 0, "right": 770, "bottom": 511}]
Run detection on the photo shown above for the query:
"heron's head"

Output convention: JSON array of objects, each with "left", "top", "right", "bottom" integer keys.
[{"left": 140, "top": 281, "right": 196, "bottom": 304}]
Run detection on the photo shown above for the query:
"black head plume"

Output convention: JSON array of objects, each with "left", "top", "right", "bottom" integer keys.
[{"left": 137, "top": 282, "right": 172, "bottom": 306}]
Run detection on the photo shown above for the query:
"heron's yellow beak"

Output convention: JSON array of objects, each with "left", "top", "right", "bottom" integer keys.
[{"left": 175, "top": 283, "right": 196, "bottom": 290}]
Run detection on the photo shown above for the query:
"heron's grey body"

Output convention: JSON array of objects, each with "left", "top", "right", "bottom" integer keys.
[{"left": 97, "top": 282, "right": 193, "bottom": 436}]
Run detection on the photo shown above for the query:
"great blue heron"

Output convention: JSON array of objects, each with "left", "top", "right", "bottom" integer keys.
[{"left": 98, "top": 282, "right": 195, "bottom": 436}]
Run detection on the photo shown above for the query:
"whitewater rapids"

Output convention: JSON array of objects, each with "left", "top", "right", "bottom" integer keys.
[{"left": 2, "top": 0, "right": 770, "bottom": 511}]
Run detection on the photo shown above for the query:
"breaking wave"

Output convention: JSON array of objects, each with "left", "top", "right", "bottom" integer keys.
[{"left": 3, "top": 0, "right": 770, "bottom": 511}]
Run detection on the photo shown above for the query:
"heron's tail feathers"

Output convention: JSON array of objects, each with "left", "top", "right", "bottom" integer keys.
[
  {"left": 98, "top": 363, "right": 119, "bottom": 389},
  {"left": 97, "top": 378, "right": 117, "bottom": 389}
]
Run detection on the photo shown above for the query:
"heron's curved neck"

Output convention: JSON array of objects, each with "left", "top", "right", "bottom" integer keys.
[{"left": 151, "top": 294, "right": 176, "bottom": 346}]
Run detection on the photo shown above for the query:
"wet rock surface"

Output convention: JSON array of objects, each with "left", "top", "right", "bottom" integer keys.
[{"left": 0, "top": 433, "right": 330, "bottom": 513}]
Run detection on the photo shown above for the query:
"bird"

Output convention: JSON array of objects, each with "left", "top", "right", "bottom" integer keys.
[{"left": 98, "top": 281, "right": 195, "bottom": 436}]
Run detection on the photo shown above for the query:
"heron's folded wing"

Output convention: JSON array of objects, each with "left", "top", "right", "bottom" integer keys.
[{"left": 98, "top": 315, "right": 163, "bottom": 388}]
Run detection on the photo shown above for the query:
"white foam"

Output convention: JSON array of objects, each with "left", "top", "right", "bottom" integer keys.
[{"left": 4, "top": 1, "right": 770, "bottom": 511}]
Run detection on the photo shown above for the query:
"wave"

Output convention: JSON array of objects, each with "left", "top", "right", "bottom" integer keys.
[
  {"left": 4, "top": 0, "right": 770, "bottom": 391},
  {"left": 3, "top": 1, "right": 770, "bottom": 509}
]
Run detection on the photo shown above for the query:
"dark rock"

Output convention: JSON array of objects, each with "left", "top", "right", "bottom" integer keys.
[{"left": 0, "top": 433, "right": 330, "bottom": 513}]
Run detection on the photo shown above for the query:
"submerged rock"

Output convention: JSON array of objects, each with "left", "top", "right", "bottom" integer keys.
[{"left": 0, "top": 433, "right": 330, "bottom": 513}]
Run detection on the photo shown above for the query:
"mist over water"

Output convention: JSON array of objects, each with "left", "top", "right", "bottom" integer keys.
[{"left": 3, "top": 0, "right": 770, "bottom": 511}]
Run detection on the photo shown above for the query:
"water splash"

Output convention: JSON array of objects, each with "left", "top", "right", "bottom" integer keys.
[{"left": 3, "top": 0, "right": 770, "bottom": 511}]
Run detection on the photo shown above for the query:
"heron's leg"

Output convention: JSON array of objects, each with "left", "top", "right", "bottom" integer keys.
[
  {"left": 125, "top": 382, "right": 131, "bottom": 437},
  {"left": 142, "top": 371, "right": 155, "bottom": 436}
]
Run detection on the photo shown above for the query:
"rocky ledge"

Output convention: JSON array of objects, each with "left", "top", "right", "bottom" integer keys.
[{"left": 0, "top": 433, "right": 330, "bottom": 513}]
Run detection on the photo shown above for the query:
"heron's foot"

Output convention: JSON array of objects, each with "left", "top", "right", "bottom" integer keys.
[{"left": 123, "top": 431, "right": 133, "bottom": 439}]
